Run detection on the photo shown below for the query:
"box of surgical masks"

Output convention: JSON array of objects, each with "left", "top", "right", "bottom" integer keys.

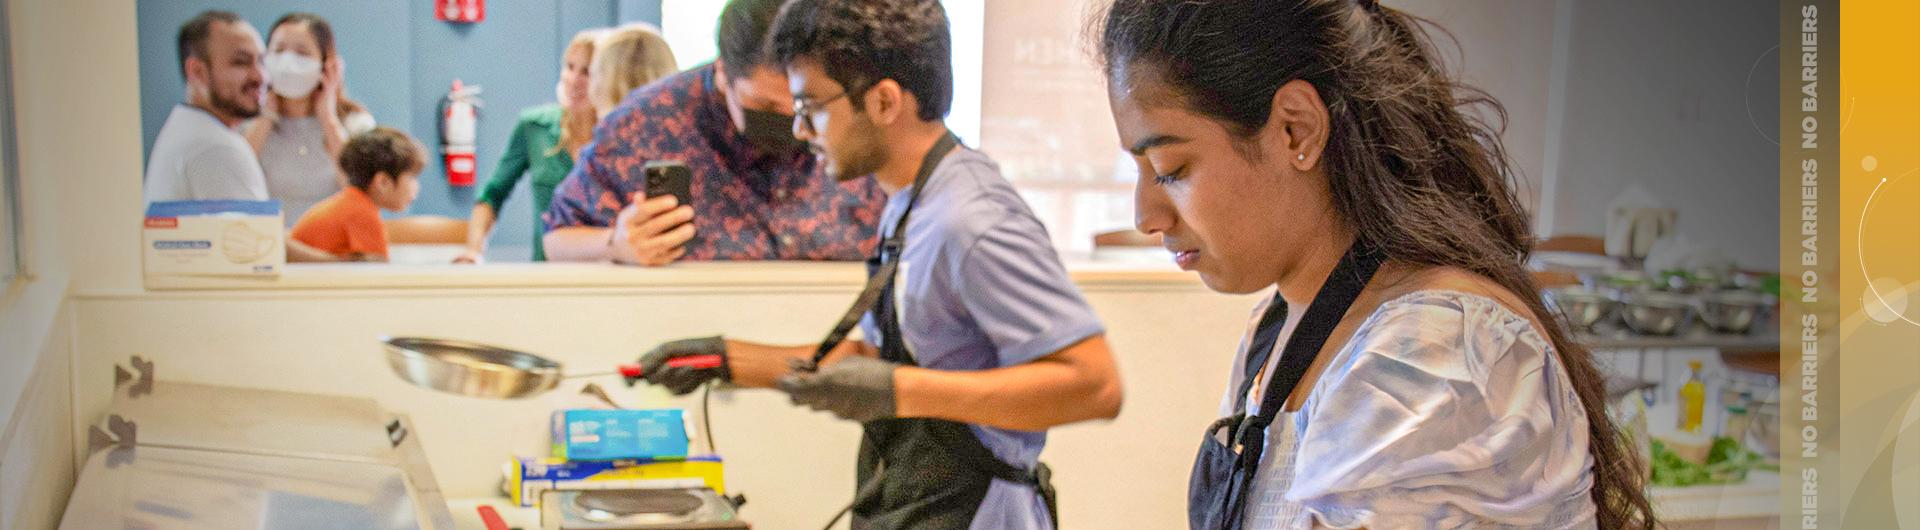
[
  {"left": 143, "top": 200, "right": 284, "bottom": 277},
  {"left": 550, "top": 409, "right": 690, "bottom": 461}
]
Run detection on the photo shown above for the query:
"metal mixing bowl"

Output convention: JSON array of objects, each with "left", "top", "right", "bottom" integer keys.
[
  {"left": 1545, "top": 286, "right": 1617, "bottom": 331},
  {"left": 1698, "top": 290, "right": 1768, "bottom": 334},
  {"left": 1619, "top": 291, "right": 1695, "bottom": 335}
]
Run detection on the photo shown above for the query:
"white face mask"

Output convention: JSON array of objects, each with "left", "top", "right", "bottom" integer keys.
[{"left": 265, "top": 51, "right": 323, "bottom": 99}]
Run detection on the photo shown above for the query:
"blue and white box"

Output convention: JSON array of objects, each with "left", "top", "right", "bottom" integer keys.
[
  {"left": 142, "top": 200, "right": 284, "bottom": 277},
  {"left": 550, "top": 409, "right": 690, "bottom": 461}
]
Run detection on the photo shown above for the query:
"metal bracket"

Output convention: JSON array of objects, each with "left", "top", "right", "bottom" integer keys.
[
  {"left": 386, "top": 418, "right": 409, "bottom": 448},
  {"left": 84, "top": 426, "right": 113, "bottom": 453},
  {"left": 87, "top": 414, "right": 138, "bottom": 467},
  {"left": 112, "top": 356, "right": 155, "bottom": 398}
]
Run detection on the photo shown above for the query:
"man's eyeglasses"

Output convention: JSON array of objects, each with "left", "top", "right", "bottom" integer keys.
[{"left": 791, "top": 86, "right": 859, "bottom": 134}]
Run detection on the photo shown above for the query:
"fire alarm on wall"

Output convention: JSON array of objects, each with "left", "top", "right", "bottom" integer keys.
[{"left": 435, "top": 0, "right": 484, "bottom": 23}]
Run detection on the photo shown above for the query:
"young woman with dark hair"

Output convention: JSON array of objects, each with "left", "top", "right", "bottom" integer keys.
[{"left": 1096, "top": 0, "right": 1654, "bottom": 528}]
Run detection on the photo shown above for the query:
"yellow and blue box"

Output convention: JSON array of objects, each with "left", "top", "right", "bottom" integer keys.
[
  {"left": 549, "top": 409, "right": 689, "bottom": 461},
  {"left": 508, "top": 455, "right": 725, "bottom": 507}
]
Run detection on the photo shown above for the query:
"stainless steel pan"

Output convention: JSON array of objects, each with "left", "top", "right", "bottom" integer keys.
[
  {"left": 382, "top": 336, "right": 722, "bottom": 399},
  {"left": 384, "top": 337, "right": 570, "bottom": 399}
]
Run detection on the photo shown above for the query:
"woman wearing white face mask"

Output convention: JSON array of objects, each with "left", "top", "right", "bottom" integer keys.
[{"left": 243, "top": 12, "right": 376, "bottom": 225}]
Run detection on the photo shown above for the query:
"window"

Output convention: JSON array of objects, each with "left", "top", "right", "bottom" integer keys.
[
  {"left": 0, "top": 0, "right": 21, "bottom": 284},
  {"left": 658, "top": 1, "right": 982, "bottom": 145},
  {"left": 659, "top": 1, "right": 724, "bottom": 70},
  {"left": 978, "top": 1, "right": 1134, "bottom": 255}
]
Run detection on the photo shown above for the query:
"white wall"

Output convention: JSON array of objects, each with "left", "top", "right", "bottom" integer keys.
[
  {"left": 1404, "top": 0, "right": 1780, "bottom": 272},
  {"left": 1400, "top": 0, "right": 1559, "bottom": 217},
  {"left": 0, "top": 0, "right": 95, "bottom": 526},
  {"left": 0, "top": 292, "right": 73, "bottom": 530},
  {"left": 1543, "top": 0, "right": 1781, "bottom": 269},
  {"left": 9, "top": 0, "right": 142, "bottom": 295}
]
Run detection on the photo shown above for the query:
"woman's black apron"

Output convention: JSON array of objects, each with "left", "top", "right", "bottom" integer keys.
[
  {"left": 1187, "top": 242, "right": 1384, "bottom": 530},
  {"left": 805, "top": 131, "right": 1059, "bottom": 530}
]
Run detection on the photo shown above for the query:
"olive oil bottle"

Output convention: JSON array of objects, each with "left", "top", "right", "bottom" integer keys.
[{"left": 1677, "top": 359, "right": 1706, "bottom": 433}]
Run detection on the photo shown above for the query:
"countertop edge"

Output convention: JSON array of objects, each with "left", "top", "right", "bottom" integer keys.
[{"left": 88, "top": 261, "right": 1203, "bottom": 298}]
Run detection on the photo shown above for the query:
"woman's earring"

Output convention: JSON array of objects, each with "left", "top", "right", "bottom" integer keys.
[{"left": 1296, "top": 153, "right": 1306, "bottom": 161}]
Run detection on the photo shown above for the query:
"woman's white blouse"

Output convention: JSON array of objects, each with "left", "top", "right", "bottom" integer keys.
[{"left": 1225, "top": 290, "right": 1598, "bottom": 529}]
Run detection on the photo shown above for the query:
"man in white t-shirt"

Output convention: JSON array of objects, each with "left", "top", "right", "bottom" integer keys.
[{"left": 143, "top": 10, "right": 269, "bottom": 202}]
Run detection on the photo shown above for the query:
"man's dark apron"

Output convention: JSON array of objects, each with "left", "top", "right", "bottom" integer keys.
[
  {"left": 805, "top": 132, "right": 1058, "bottom": 530},
  {"left": 1187, "top": 242, "right": 1385, "bottom": 530}
]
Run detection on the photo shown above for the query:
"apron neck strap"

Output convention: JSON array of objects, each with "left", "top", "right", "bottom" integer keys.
[
  {"left": 1238, "top": 240, "right": 1386, "bottom": 429},
  {"left": 805, "top": 130, "right": 961, "bottom": 368},
  {"left": 879, "top": 130, "right": 960, "bottom": 261}
]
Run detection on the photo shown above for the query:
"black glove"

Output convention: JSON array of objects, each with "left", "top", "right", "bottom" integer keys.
[
  {"left": 632, "top": 336, "right": 729, "bottom": 395},
  {"left": 776, "top": 355, "right": 899, "bottom": 423}
]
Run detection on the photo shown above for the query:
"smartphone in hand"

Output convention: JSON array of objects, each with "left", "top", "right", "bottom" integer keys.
[
  {"left": 643, "top": 160, "right": 693, "bottom": 209},
  {"left": 643, "top": 160, "right": 696, "bottom": 247}
]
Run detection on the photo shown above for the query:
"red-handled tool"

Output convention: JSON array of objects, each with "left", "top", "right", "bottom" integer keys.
[
  {"left": 618, "top": 354, "right": 724, "bottom": 384},
  {"left": 476, "top": 505, "right": 509, "bottom": 530}
]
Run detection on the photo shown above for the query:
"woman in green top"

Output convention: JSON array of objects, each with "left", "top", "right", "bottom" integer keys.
[{"left": 456, "top": 30, "right": 602, "bottom": 263}]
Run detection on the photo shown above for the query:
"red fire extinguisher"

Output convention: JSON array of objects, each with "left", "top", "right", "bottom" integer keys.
[
  {"left": 435, "top": 0, "right": 485, "bottom": 23},
  {"left": 439, "top": 79, "right": 483, "bottom": 187}
]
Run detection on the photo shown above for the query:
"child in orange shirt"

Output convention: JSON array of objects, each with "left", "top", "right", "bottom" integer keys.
[{"left": 290, "top": 127, "right": 424, "bottom": 262}]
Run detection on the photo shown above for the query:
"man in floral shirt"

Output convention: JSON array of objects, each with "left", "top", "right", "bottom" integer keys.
[{"left": 543, "top": 0, "right": 884, "bottom": 265}]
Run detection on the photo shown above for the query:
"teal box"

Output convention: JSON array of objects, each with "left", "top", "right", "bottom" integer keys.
[{"left": 549, "top": 409, "right": 689, "bottom": 461}]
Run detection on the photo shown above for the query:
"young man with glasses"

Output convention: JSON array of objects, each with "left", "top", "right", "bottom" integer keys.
[{"left": 627, "top": 1, "right": 1122, "bottom": 528}]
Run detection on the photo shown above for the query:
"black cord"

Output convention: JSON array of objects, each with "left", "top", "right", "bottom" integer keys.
[
  {"left": 817, "top": 431, "right": 889, "bottom": 530},
  {"left": 821, "top": 465, "right": 886, "bottom": 530},
  {"left": 822, "top": 504, "right": 853, "bottom": 530},
  {"left": 701, "top": 381, "right": 717, "bottom": 453}
]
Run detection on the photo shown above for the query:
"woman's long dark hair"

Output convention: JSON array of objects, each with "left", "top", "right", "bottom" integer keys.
[
  {"left": 269, "top": 12, "right": 366, "bottom": 120},
  {"left": 1097, "top": 1, "right": 1655, "bottom": 528}
]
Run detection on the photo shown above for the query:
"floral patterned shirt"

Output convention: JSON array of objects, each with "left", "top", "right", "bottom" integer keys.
[{"left": 544, "top": 63, "right": 885, "bottom": 261}]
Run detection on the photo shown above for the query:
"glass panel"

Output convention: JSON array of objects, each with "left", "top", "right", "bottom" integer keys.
[{"left": 0, "top": 0, "right": 22, "bottom": 284}]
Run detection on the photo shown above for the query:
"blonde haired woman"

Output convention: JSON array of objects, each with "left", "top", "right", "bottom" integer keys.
[
  {"left": 458, "top": 29, "right": 609, "bottom": 263},
  {"left": 589, "top": 23, "right": 679, "bottom": 119}
]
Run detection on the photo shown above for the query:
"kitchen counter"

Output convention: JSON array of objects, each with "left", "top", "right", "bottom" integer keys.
[
  {"left": 446, "top": 498, "right": 540, "bottom": 530},
  {"left": 1650, "top": 470, "right": 1782, "bottom": 529},
  {"left": 136, "top": 259, "right": 1199, "bottom": 292},
  {"left": 1574, "top": 330, "right": 1780, "bottom": 354},
  {"left": 448, "top": 480, "right": 1785, "bottom": 530}
]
